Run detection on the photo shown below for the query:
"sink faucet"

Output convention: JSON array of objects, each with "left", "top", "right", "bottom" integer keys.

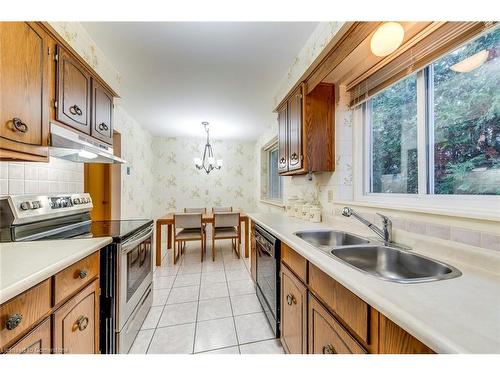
[{"left": 341, "top": 207, "right": 393, "bottom": 244}]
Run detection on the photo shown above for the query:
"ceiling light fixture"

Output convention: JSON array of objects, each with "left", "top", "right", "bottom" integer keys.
[
  {"left": 450, "top": 49, "right": 490, "bottom": 73},
  {"left": 194, "top": 122, "right": 223, "bottom": 174},
  {"left": 370, "top": 22, "right": 405, "bottom": 57}
]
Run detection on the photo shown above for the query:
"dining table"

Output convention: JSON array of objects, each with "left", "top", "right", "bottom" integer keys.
[{"left": 155, "top": 212, "right": 250, "bottom": 266}]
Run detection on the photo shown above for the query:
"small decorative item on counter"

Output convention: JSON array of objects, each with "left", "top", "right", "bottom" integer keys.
[
  {"left": 293, "top": 200, "right": 305, "bottom": 218},
  {"left": 301, "top": 203, "right": 312, "bottom": 220},
  {"left": 286, "top": 196, "right": 301, "bottom": 217},
  {"left": 309, "top": 206, "right": 322, "bottom": 223}
]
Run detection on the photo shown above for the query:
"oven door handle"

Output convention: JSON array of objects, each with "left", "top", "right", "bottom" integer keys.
[{"left": 121, "top": 227, "right": 153, "bottom": 254}]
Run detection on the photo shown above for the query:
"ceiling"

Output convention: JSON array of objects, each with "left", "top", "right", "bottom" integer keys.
[{"left": 82, "top": 22, "right": 318, "bottom": 140}]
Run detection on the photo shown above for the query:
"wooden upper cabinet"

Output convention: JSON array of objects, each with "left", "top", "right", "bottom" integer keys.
[
  {"left": 287, "top": 86, "right": 303, "bottom": 171},
  {"left": 276, "top": 82, "right": 334, "bottom": 176},
  {"left": 56, "top": 45, "right": 92, "bottom": 135},
  {"left": 277, "top": 104, "right": 288, "bottom": 173},
  {"left": 0, "top": 22, "right": 49, "bottom": 161},
  {"left": 91, "top": 79, "right": 113, "bottom": 144}
]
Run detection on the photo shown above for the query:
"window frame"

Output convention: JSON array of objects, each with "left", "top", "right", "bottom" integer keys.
[
  {"left": 352, "top": 61, "right": 500, "bottom": 220},
  {"left": 260, "top": 137, "right": 283, "bottom": 206}
]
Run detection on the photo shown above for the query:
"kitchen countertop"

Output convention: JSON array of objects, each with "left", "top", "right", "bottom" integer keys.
[
  {"left": 248, "top": 212, "right": 500, "bottom": 354},
  {"left": 0, "top": 238, "right": 112, "bottom": 305}
]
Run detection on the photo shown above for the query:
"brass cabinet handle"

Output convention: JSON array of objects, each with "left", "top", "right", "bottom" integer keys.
[
  {"left": 12, "top": 118, "right": 28, "bottom": 133},
  {"left": 76, "top": 315, "right": 89, "bottom": 331},
  {"left": 290, "top": 152, "right": 299, "bottom": 161},
  {"left": 286, "top": 294, "right": 297, "bottom": 306},
  {"left": 322, "top": 344, "right": 335, "bottom": 354},
  {"left": 6, "top": 313, "right": 23, "bottom": 330},
  {"left": 279, "top": 157, "right": 286, "bottom": 165},
  {"left": 78, "top": 269, "right": 88, "bottom": 279},
  {"left": 98, "top": 122, "right": 109, "bottom": 131},
  {"left": 69, "top": 104, "right": 83, "bottom": 116}
]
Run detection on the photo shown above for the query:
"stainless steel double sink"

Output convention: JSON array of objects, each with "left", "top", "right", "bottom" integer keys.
[{"left": 294, "top": 230, "right": 461, "bottom": 283}]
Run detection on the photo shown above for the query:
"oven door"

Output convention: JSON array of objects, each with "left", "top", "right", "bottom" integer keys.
[
  {"left": 117, "top": 224, "right": 154, "bottom": 332},
  {"left": 255, "top": 229, "right": 278, "bottom": 323}
]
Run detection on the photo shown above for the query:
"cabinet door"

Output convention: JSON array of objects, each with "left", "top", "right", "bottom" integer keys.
[
  {"left": 0, "top": 22, "right": 49, "bottom": 159},
  {"left": 287, "top": 86, "right": 303, "bottom": 171},
  {"left": 56, "top": 46, "right": 91, "bottom": 134},
  {"left": 6, "top": 318, "right": 51, "bottom": 354},
  {"left": 53, "top": 279, "right": 99, "bottom": 354},
  {"left": 277, "top": 105, "right": 288, "bottom": 173},
  {"left": 280, "top": 264, "right": 307, "bottom": 354},
  {"left": 91, "top": 79, "right": 113, "bottom": 144},
  {"left": 378, "top": 314, "right": 434, "bottom": 354},
  {"left": 308, "top": 294, "right": 366, "bottom": 354}
]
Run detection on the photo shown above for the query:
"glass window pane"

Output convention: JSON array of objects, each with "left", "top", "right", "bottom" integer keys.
[
  {"left": 269, "top": 147, "right": 282, "bottom": 200},
  {"left": 432, "top": 27, "right": 500, "bottom": 195},
  {"left": 369, "top": 74, "right": 418, "bottom": 194}
]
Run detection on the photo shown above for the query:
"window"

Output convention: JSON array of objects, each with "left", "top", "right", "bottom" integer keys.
[
  {"left": 261, "top": 138, "right": 283, "bottom": 203},
  {"left": 364, "top": 27, "right": 500, "bottom": 199}
]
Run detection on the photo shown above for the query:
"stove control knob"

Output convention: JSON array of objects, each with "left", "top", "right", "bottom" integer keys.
[
  {"left": 31, "top": 200, "right": 41, "bottom": 209},
  {"left": 20, "top": 201, "right": 31, "bottom": 211}
]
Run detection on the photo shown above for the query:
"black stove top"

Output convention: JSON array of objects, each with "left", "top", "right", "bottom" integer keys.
[{"left": 90, "top": 220, "right": 153, "bottom": 242}]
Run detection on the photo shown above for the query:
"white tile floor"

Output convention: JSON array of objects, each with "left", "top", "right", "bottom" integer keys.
[{"left": 129, "top": 241, "right": 284, "bottom": 354}]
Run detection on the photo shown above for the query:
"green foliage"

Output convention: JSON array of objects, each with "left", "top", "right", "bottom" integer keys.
[{"left": 369, "top": 27, "right": 500, "bottom": 196}]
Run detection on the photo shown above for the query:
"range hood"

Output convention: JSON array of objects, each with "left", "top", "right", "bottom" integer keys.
[{"left": 50, "top": 123, "right": 125, "bottom": 164}]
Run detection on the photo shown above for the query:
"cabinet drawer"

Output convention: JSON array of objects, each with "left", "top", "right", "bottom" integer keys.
[
  {"left": 53, "top": 279, "right": 100, "bottom": 354},
  {"left": 6, "top": 318, "right": 51, "bottom": 354},
  {"left": 309, "top": 294, "right": 366, "bottom": 354},
  {"left": 53, "top": 252, "right": 99, "bottom": 306},
  {"left": 281, "top": 242, "right": 307, "bottom": 283},
  {"left": 280, "top": 264, "right": 307, "bottom": 354},
  {"left": 0, "top": 279, "right": 51, "bottom": 351},
  {"left": 308, "top": 263, "right": 370, "bottom": 344}
]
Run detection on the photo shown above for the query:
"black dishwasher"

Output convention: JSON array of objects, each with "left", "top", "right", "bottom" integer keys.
[{"left": 254, "top": 224, "right": 281, "bottom": 337}]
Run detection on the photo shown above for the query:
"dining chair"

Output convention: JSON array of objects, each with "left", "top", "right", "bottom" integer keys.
[
  {"left": 182, "top": 208, "right": 207, "bottom": 250},
  {"left": 212, "top": 212, "right": 241, "bottom": 261},
  {"left": 212, "top": 207, "right": 233, "bottom": 213},
  {"left": 173, "top": 213, "right": 205, "bottom": 264}
]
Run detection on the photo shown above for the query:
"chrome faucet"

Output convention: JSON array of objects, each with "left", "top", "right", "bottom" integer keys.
[{"left": 341, "top": 207, "right": 393, "bottom": 244}]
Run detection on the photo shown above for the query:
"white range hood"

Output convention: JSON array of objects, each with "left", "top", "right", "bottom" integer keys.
[{"left": 50, "top": 123, "right": 125, "bottom": 164}]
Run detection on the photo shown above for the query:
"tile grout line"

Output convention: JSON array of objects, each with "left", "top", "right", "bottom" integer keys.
[
  {"left": 223, "top": 242, "right": 243, "bottom": 354},
  {"left": 144, "top": 248, "right": 179, "bottom": 354}
]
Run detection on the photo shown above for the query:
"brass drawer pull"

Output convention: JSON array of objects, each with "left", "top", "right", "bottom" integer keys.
[
  {"left": 78, "top": 269, "right": 88, "bottom": 279},
  {"left": 76, "top": 315, "right": 89, "bottom": 331},
  {"left": 12, "top": 118, "right": 28, "bottom": 133},
  {"left": 69, "top": 104, "right": 83, "bottom": 116},
  {"left": 98, "top": 122, "right": 109, "bottom": 131},
  {"left": 323, "top": 344, "right": 335, "bottom": 354},
  {"left": 6, "top": 313, "right": 23, "bottom": 330},
  {"left": 286, "top": 294, "right": 296, "bottom": 306}
]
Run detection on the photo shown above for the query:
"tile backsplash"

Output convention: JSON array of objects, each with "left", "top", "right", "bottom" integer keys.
[{"left": 0, "top": 158, "right": 84, "bottom": 196}]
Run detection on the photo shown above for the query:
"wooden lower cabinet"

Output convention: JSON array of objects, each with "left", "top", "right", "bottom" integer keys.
[
  {"left": 280, "top": 264, "right": 307, "bottom": 354},
  {"left": 53, "top": 279, "right": 100, "bottom": 354},
  {"left": 308, "top": 294, "right": 366, "bottom": 354},
  {"left": 378, "top": 314, "right": 434, "bottom": 354},
  {"left": 6, "top": 318, "right": 51, "bottom": 354}
]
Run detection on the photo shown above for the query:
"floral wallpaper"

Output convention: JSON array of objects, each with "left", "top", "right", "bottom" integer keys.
[{"left": 152, "top": 137, "right": 256, "bottom": 219}]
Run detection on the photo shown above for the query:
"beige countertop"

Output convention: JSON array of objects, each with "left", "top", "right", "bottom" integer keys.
[
  {"left": 0, "top": 238, "right": 112, "bottom": 305},
  {"left": 248, "top": 212, "right": 500, "bottom": 354}
]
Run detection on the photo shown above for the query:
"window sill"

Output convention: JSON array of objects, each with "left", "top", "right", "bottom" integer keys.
[
  {"left": 335, "top": 197, "right": 500, "bottom": 222},
  {"left": 259, "top": 198, "right": 285, "bottom": 209}
]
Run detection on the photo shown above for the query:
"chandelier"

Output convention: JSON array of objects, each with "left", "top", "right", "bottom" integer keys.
[{"left": 193, "top": 122, "right": 223, "bottom": 174}]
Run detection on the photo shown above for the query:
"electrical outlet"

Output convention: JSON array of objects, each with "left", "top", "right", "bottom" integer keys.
[
  {"left": 327, "top": 190, "right": 334, "bottom": 203},
  {"left": 126, "top": 167, "right": 131, "bottom": 176}
]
